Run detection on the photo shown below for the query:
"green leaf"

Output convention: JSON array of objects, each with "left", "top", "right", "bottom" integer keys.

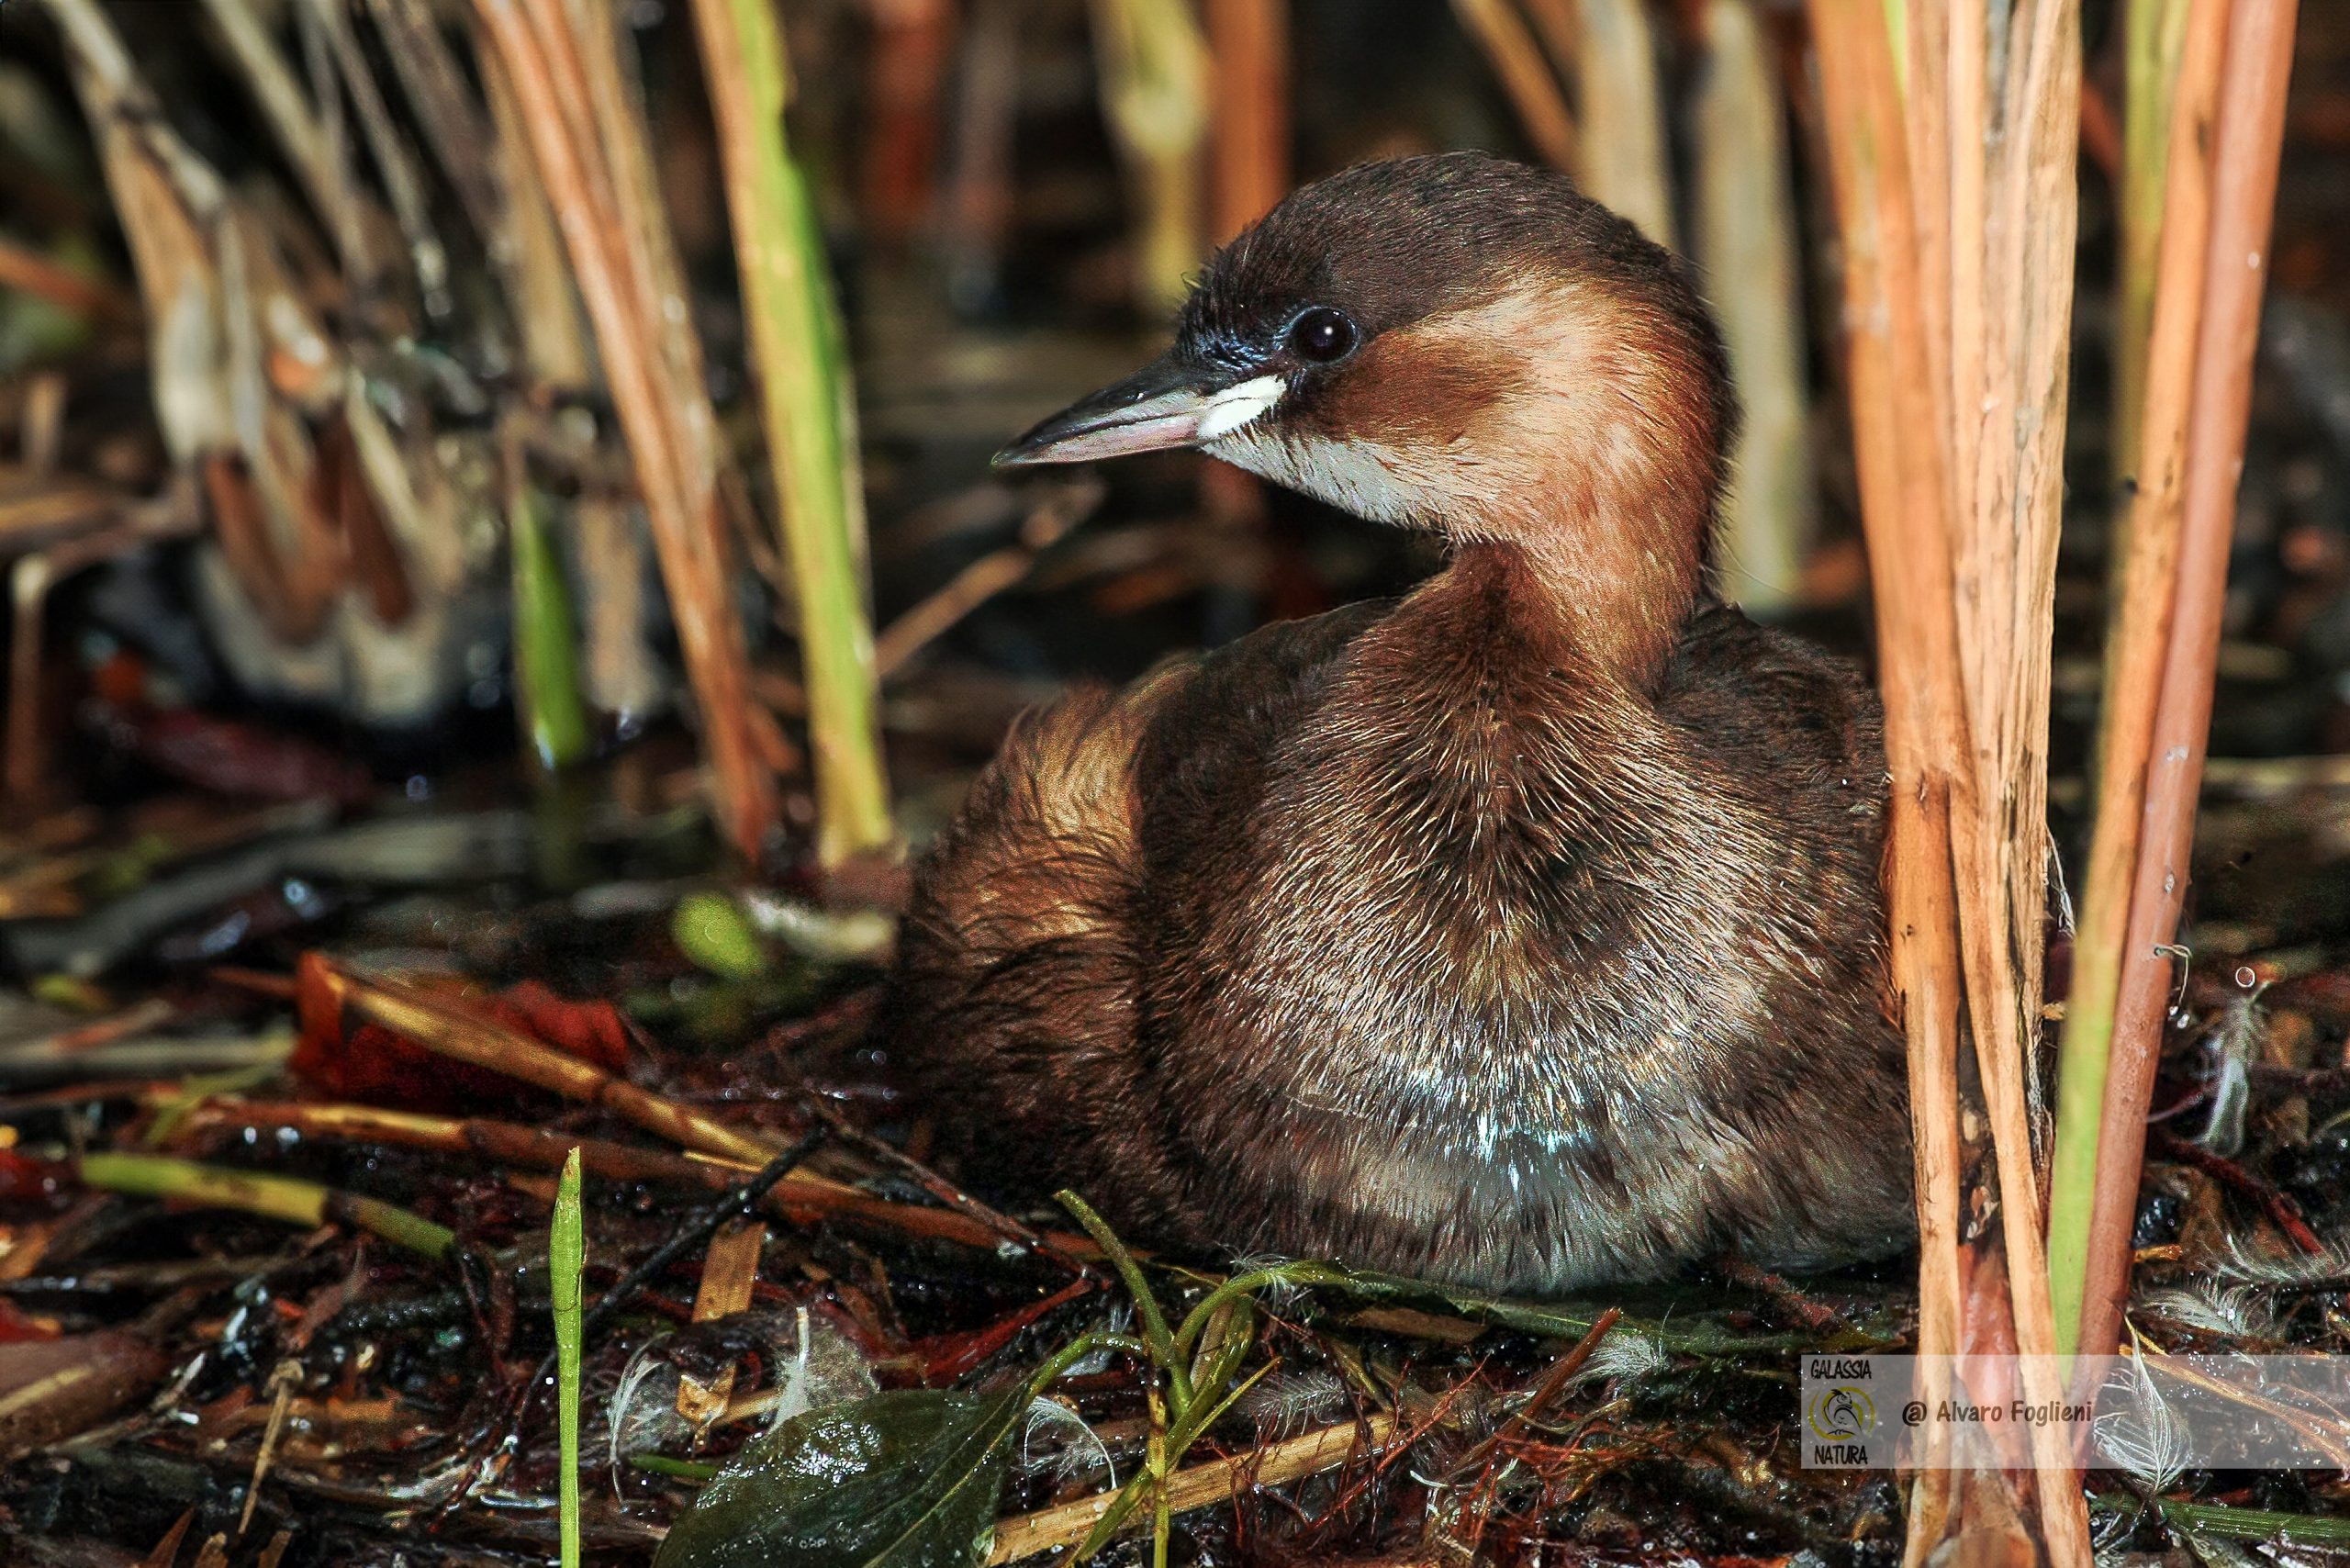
[{"left": 653, "top": 1387, "right": 1027, "bottom": 1568}]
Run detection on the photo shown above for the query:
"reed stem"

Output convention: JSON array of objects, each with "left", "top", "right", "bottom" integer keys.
[
  {"left": 686, "top": 0, "right": 896, "bottom": 868},
  {"left": 78, "top": 1152, "right": 454, "bottom": 1258},
  {"left": 2048, "top": 0, "right": 2230, "bottom": 1357},
  {"left": 2072, "top": 0, "right": 2301, "bottom": 1364}
]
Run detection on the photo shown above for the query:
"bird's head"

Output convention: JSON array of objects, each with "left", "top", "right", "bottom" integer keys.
[{"left": 999, "top": 151, "right": 1735, "bottom": 645}]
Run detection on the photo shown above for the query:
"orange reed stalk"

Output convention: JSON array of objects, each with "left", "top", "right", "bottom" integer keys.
[{"left": 2074, "top": 0, "right": 2300, "bottom": 1361}]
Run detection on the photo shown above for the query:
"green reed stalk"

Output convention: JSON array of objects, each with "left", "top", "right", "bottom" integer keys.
[
  {"left": 553, "top": 1147, "right": 585, "bottom": 1568},
  {"left": 687, "top": 0, "right": 894, "bottom": 867}
]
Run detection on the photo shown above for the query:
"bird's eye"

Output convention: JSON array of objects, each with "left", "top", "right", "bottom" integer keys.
[{"left": 1287, "top": 307, "right": 1358, "bottom": 364}]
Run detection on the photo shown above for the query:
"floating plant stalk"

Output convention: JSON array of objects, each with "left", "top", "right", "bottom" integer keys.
[{"left": 686, "top": 0, "right": 896, "bottom": 867}]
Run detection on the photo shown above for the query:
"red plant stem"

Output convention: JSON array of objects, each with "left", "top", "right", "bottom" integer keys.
[{"left": 2076, "top": 0, "right": 2300, "bottom": 1361}]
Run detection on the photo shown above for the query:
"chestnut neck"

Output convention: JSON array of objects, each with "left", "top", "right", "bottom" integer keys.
[
  {"left": 1385, "top": 278, "right": 1725, "bottom": 688},
  {"left": 1469, "top": 475, "right": 1712, "bottom": 691}
]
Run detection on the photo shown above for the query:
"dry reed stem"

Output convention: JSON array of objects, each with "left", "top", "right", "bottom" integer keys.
[
  {"left": 362, "top": 0, "right": 510, "bottom": 254},
  {"left": 1811, "top": 2, "right": 2098, "bottom": 1558},
  {"left": 1938, "top": 4, "right": 2087, "bottom": 1547},
  {"left": 1206, "top": 0, "right": 1289, "bottom": 240},
  {"left": 2048, "top": 0, "right": 2229, "bottom": 1355},
  {"left": 985, "top": 1413, "right": 1400, "bottom": 1563},
  {"left": 472, "top": 0, "right": 778, "bottom": 859},
  {"left": 2113, "top": 0, "right": 2195, "bottom": 501},
  {"left": 1690, "top": 0, "right": 1813, "bottom": 614},
  {"left": 1449, "top": 0, "right": 1580, "bottom": 173},
  {"left": 193, "top": 0, "right": 380, "bottom": 286},
  {"left": 1086, "top": 0, "right": 1212, "bottom": 311},
  {"left": 1571, "top": 0, "right": 1675, "bottom": 248},
  {"left": 316, "top": 959, "right": 784, "bottom": 1168},
  {"left": 1807, "top": 7, "right": 1968, "bottom": 1548},
  {"left": 2076, "top": 0, "right": 2300, "bottom": 1363},
  {"left": 476, "top": 29, "right": 594, "bottom": 388}
]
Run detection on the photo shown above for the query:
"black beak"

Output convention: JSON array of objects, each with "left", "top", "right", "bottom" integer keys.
[{"left": 993, "top": 353, "right": 1237, "bottom": 468}]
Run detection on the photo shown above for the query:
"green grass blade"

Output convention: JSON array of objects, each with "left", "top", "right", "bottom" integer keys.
[
  {"left": 509, "top": 483, "right": 591, "bottom": 773},
  {"left": 553, "top": 1147, "right": 586, "bottom": 1568}
]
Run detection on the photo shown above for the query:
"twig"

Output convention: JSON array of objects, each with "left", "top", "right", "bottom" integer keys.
[
  {"left": 799, "top": 1090, "right": 1094, "bottom": 1272},
  {"left": 0, "top": 237, "right": 139, "bottom": 322},
  {"left": 2147, "top": 1128, "right": 2324, "bottom": 1255},
  {"left": 576, "top": 1130, "right": 825, "bottom": 1346},
  {"left": 873, "top": 482, "right": 1101, "bottom": 678}
]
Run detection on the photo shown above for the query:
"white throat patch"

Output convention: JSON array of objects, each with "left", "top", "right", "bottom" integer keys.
[{"left": 1195, "top": 375, "right": 1288, "bottom": 442}]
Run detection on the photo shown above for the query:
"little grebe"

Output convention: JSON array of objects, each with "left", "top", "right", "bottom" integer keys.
[{"left": 889, "top": 152, "right": 1913, "bottom": 1294}]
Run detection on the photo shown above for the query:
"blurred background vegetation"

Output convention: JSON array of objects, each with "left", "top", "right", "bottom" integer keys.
[{"left": 0, "top": 0, "right": 2346, "bottom": 901}]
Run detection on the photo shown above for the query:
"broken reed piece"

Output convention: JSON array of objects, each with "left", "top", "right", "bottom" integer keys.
[
  {"left": 181, "top": 1095, "right": 1094, "bottom": 1258},
  {"left": 77, "top": 1151, "right": 454, "bottom": 1259},
  {"left": 984, "top": 1412, "right": 1401, "bottom": 1564},
  {"left": 313, "top": 958, "right": 783, "bottom": 1168},
  {"left": 2068, "top": 0, "right": 2300, "bottom": 1365}
]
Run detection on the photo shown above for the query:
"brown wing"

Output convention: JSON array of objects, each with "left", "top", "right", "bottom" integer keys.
[{"left": 884, "top": 602, "right": 1390, "bottom": 1205}]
